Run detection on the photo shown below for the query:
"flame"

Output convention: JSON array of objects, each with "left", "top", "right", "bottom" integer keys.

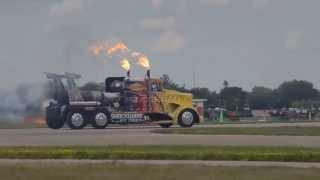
[
  {"left": 137, "top": 55, "right": 151, "bottom": 69},
  {"left": 89, "top": 41, "right": 109, "bottom": 56},
  {"left": 24, "top": 115, "right": 46, "bottom": 126},
  {"left": 120, "top": 59, "right": 131, "bottom": 71},
  {"left": 107, "top": 42, "right": 129, "bottom": 55},
  {"left": 89, "top": 41, "right": 152, "bottom": 71},
  {"left": 90, "top": 45, "right": 104, "bottom": 56}
]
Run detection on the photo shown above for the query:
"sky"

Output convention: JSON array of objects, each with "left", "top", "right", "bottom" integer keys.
[{"left": 0, "top": 0, "right": 320, "bottom": 92}]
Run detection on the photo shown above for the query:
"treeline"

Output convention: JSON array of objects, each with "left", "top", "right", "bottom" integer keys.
[
  {"left": 160, "top": 74, "right": 320, "bottom": 110},
  {"left": 30, "top": 74, "right": 319, "bottom": 111}
]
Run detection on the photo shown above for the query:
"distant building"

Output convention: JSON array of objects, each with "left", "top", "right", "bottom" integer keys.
[{"left": 193, "top": 99, "right": 207, "bottom": 121}]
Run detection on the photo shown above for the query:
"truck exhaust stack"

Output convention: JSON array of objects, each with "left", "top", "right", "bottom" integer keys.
[
  {"left": 126, "top": 70, "right": 131, "bottom": 79},
  {"left": 146, "top": 70, "right": 151, "bottom": 80}
]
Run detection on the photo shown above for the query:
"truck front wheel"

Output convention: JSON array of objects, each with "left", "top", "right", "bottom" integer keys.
[
  {"left": 178, "top": 109, "right": 197, "bottom": 128},
  {"left": 67, "top": 111, "right": 87, "bottom": 130}
]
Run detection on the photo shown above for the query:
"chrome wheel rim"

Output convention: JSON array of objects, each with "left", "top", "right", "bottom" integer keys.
[
  {"left": 181, "top": 111, "right": 194, "bottom": 125},
  {"left": 71, "top": 113, "right": 84, "bottom": 127},
  {"left": 95, "top": 113, "right": 108, "bottom": 126}
]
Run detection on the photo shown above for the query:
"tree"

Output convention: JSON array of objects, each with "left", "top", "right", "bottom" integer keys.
[
  {"left": 277, "top": 80, "right": 319, "bottom": 107},
  {"left": 248, "top": 86, "right": 273, "bottom": 109},
  {"left": 160, "top": 74, "right": 187, "bottom": 92},
  {"left": 191, "top": 87, "right": 211, "bottom": 99},
  {"left": 220, "top": 86, "right": 247, "bottom": 111},
  {"left": 191, "top": 88, "right": 219, "bottom": 107},
  {"left": 223, "top": 80, "right": 229, "bottom": 89},
  {"left": 270, "top": 89, "right": 282, "bottom": 108}
]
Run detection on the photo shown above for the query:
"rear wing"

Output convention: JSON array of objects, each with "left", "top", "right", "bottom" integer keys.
[
  {"left": 45, "top": 72, "right": 81, "bottom": 79},
  {"left": 44, "top": 72, "right": 83, "bottom": 102}
]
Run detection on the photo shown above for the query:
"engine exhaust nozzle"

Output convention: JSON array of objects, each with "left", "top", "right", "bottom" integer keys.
[
  {"left": 146, "top": 70, "right": 151, "bottom": 79},
  {"left": 126, "top": 70, "right": 131, "bottom": 79}
]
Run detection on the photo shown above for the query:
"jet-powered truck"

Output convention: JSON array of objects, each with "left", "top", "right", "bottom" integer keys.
[{"left": 45, "top": 71, "right": 201, "bottom": 129}]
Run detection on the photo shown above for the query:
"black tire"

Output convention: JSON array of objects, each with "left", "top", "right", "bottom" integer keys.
[
  {"left": 46, "top": 106, "right": 65, "bottom": 129},
  {"left": 178, "top": 109, "right": 197, "bottom": 128},
  {"left": 66, "top": 111, "right": 87, "bottom": 130},
  {"left": 159, "top": 123, "right": 172, "bottom": 128},
  {"left": 46, "top": 115, "right": 65, "bottom": 129},
  {"left": 91, "top": 111, "right": 109, "bottom": 129}
]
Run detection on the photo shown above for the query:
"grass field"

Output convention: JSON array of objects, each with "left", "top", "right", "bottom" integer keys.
[
  {"left": 154, "top": 126, "right": 320, "bottom": 136},
  {"left": 0, "top": 163, "right": 319, "bottom": 180},
  {"left": 1, "top": 146, "right": 320, "bottom": 162}
]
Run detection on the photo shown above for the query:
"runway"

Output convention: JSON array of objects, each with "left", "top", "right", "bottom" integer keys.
[{"left": 0, "top": 122, "right": 320, "bottom": 147}]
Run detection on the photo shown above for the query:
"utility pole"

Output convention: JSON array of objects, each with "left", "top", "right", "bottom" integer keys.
[{"left": 193, "top": 70, "right": 196, "bottom": 88}]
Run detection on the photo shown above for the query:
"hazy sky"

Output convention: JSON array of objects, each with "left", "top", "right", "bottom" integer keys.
[{"left": 1, "top": 0, "right": 320, "bottom": 91}]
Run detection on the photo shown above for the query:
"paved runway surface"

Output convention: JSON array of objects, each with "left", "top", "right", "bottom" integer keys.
[
  {"left": 0, "top": 122, "right": 320, "bottom": 147},
  {"left": 1, "top": 159, "right": 320, "bottom": 168}
]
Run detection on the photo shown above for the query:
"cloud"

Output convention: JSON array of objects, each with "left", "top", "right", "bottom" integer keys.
[
  {"left": 199, "top": 0, "right": 229, "bottom": 7},
  {"left": 46, "top": 0, "right": 93, "bottom": 31},
  {"left": 152, "top": 0, "right": 163, "bottom": 10},
  {"left": 150, "top": 30, "right": 187, "bottom": 53},
  {"left": 141, "top": 16, "right": 184, "bottom": 53},
  {"left": 285, "top": 31, "right": 304, "bottom": 50},
  {"left": 49, "top": 0, "right": 87, "bottom": 17},
  {"left": 140, "top": 17, "right": 176, "bottom": 31},
  {"left": 252, "top": 0, "right": 269, "bottom": 9}
]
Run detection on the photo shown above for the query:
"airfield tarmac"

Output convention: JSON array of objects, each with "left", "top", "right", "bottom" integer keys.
[{"left": 0, "top": 122, "right": 320, "bottom": 147}]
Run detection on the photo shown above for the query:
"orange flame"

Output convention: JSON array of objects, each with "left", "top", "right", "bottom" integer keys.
[
  {"left": 107, "top": 42, "right": 129, "bottom": 55},
  {"left": 90, "top": 45, "right": 104, "bottom": 56},
  {"left": 89, "top": 41, "right": 152, "bottom": 71},
  {"left": 137, "top": 55, "right": 151, "bottom": 69},
  {"left": 24, "top": 115, "right": 46, "bottom": 126},
  {"left": 89, "top": 41, "right": 110, "bottom": 57},
  {"left": 120, "top": 59, "right": 131, "bottom": 71}
]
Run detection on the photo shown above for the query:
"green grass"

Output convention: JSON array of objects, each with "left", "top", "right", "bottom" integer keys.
[
  {"left": 0, "top": 163, "right": 319, "bottom": 180},
  {"left": 154, "top": 126, "right": 320, "bottom": 136},
  {"left": 1, "top": 146, "right": 320, "bottom": 162}
]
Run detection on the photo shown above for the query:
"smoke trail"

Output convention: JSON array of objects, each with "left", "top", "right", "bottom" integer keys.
[{"left": 0, "top": 83, "right": 48, "bottom": 122}]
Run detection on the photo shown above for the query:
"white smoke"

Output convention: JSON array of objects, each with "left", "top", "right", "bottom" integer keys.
[
  {"left": 0, "top": 90, "right": 25, "bottom": 122},
  {"left": 0, "top": 91, "right": 25, "bottom": 111},
  {"left": 0, "top": 83, "right": 47, "bottom": 122}
]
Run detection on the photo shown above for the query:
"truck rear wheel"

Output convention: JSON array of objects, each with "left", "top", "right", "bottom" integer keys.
[
  {"left": 91, "top": 111, "right": 109, "bottom": 129},
  {"left": 178, "top": 109, "right": 196, "bottom": 128},
  {"left": 46, "top": 106, "right": 65, "bottom": 129},
  {"left": 46, "top": 115, "right": 65, "bottom": 129},
  {"left": 67, "top": 111, "right": 87, "bottom": 130}
]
